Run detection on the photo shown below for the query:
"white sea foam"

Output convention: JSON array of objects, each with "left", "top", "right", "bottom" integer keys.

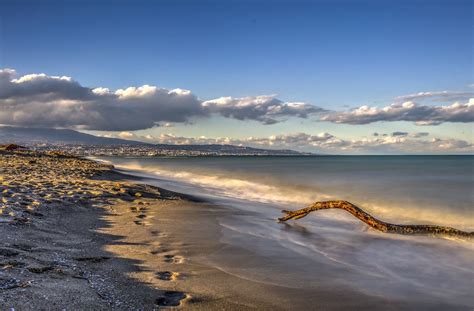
[
  {"left": 111, "top": 160, "right": 474, "bottom": 231},
  {"left": 114, "top": 162, "right": 332, "bottom": 204}
]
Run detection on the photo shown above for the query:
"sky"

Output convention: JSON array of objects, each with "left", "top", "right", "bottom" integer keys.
[{"left": 0, "top": 0, "right": 472, "bottom": 154}]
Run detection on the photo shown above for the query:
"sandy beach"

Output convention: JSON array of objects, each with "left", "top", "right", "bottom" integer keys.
[
  {"left": 0, "top": 148, "right": 199, "bottom": 309},
  {"left": 1, "top": 149, "right": 472, "bottom": 310},
  {"left": 0, "top": 149, "right": 379, "bottom": 310}
]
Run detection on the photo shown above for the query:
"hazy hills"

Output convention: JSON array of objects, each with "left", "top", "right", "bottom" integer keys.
[
  {"left": 0, "top": 126, "right": 308, "bottom": 155},
  {"left": 0, "top": 126, "right": 145, "bottom": 145}
]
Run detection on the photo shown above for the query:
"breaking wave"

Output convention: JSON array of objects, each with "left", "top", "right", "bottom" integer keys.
[{"left": 106, "top": 158, "right": 474, "bottom": 231}]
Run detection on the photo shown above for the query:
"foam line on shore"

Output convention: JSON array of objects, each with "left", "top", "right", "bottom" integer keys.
[{"left": 104, "top": 159, "right": 474, "bottom": 231}]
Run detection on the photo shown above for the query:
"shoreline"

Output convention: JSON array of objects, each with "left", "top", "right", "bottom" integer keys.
[
  {"left": 104, "top": 163, "right": 474, "bottom": 310},
  {"left": 0, "top": 150, "right": 385, "bottom": 310},
  {"left": 1, "top": 150, "right": 473, "bottom": 310}
]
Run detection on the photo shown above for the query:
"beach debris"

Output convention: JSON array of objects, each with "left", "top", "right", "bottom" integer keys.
[
  {"left": 1, "top": 260, "right": 26, "bottom": 270},
  {"left": 0, "top": 278, "right": 31, "bottom": 290},
  {"left": 279, "top": 200, "right": 474, "bottom": 239}
]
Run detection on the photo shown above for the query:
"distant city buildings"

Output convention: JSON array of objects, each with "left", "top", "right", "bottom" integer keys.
[{"left": 26, "top": 143, "right": 310, "bottom": 157}]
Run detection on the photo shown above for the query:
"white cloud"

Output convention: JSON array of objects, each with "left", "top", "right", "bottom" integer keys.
[
  {"left": 118, "top": 131, "right": 135, "bottom": 139},
  {"left": 202, "top": 95, "right": 325, "bottom": 124},
  {"left": 115, "top": 85, "right": 158, "bottom": 99},
  {"left": 11, "top": 73, "right": 72, "bottom": 84},
  {"left": 169, "top": 88, "right": 192, "bottom": 96},
  {"left": 322, "top": 100, "right": 474, "bottom": 125},
  {"left": 2, "top": 68, "right": 473, "bottom": 131},
  {"left": 92, "top": 87, "right": 110, "bottom": 95},
  {"left": 0, "top": 69, "right": 323, "bottom": 130}
]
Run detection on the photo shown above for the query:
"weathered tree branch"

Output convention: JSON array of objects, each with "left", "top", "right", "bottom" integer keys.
[{"left": 279, "top": 200, "right": 473, "bottom": 239}]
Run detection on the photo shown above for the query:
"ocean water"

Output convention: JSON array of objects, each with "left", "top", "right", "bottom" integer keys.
[
  {"left": 103, "top": 156, "right": 474, "bottom": 228},
  {"left": 99, "top": 155, "right": 474, "bottom": 307}
]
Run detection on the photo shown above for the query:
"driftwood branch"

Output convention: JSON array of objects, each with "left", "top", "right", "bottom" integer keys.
[{"left": 279, "top": 200, "right": 473, "bottom": 239}]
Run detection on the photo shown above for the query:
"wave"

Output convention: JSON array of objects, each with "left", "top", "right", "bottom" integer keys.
[
  {"left": 113, "top": 161, "right": 331, "bottom": 205},
  {"left": 107, "top": 159, "right": 474, "bottom": 231}
]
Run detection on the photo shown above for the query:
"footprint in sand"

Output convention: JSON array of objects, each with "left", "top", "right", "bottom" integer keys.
[
  {"left": 155, "top": 271, "right": 179, "bottom": 281},
  {"left": 155, "top": 291, "right": 187, "bottom": 307},
  {"left": 129, "top": 206, "right": 140, "bottom": 213},
  {"left": 150, "top": 248, "right": 170, "bottom": 255},
  {"left": 163, "top": 254, "right": 184, "bottom": 264},
  {"left": 136, "top": 213, "right": 147, "bottom": 219},
  {"left": 134, "top": 220, "right": 151, "bottom": 226},
  {"left": 150, "top": 230, "right": 168, "bottom": 238}
]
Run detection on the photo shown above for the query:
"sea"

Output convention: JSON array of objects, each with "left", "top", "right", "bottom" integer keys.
[{"left": 97, "top": 155, "right": 474, "bottom": 307}]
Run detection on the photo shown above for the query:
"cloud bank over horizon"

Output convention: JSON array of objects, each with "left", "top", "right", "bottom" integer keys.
[
  {"left": 1, "top": 68, "right": 473, "bottom": 131},
  {"left": 105, "top": 130, "right": 473, "bottom": 154}
]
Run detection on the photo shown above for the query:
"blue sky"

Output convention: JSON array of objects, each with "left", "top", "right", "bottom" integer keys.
[{"left": 0, "top": 0, "right": 472, "bottom": 153}]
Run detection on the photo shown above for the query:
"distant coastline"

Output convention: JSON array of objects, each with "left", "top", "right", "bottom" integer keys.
[{"left": 0, "top": 126, "right": 313, "bottom": 157}]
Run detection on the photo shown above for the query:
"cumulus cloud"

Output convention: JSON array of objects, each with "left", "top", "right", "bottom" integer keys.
[
  {"left": 321, "top": 100, "right": 474, "bottom": 125},
  {"left": 118, "top": 131, "right": 135, "bottom": 139},
  {"left": 0, "top": 69, "right": 204, "bottom": 131},
  {"left": 2, "top": 68, "right": 473, "bottom": 130},
  {"left": 202, "top": 95, "right": 325, "bottom": 124},
  {"left": 0, "top": 69, "right": 324, "bottom": 130}
]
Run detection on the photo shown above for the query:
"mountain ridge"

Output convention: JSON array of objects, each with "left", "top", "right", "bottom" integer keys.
[{"left": 0, "top": 126, "right": 310, "bottom": 155}]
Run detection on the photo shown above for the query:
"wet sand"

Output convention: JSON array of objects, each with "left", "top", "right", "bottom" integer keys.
[{"left": 100, "top": 199, "right": 396, "bottom": 310}]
